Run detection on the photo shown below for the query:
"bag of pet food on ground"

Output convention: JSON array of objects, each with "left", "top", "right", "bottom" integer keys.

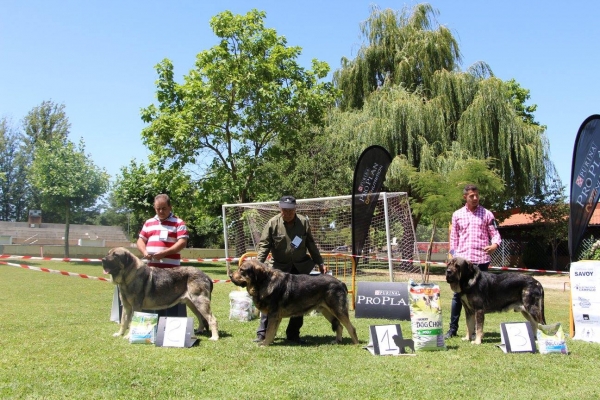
[
  {"left": 229, "top": 290, "right": 257, "bottom": 321},
  {"left": 408, "top": 280, "right": 446, "bottom": 351},
  {"left": 129, "top": 312, "right": 159, "bottom": 344},
  {"left": 537, "top": 322, "right": 568, "bottom": 354}
]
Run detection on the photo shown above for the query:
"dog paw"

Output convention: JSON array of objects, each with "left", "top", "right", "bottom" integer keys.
[
  {"left": 209, "top": 336, "right": 219, "bottom": 341},
  {"left": 112, "top": 332, "right": 122, "bottom": 337},
  {"left": 461, "top": 336, "right": 471, "bottom": 341}
]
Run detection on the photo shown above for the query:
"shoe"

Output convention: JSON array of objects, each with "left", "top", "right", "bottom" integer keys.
[
  {"left": 444, "top": 330, "right": 457, "bottom": 340},
  {"left": 252, "top": 336, "right": 265, "bottom": 343}
]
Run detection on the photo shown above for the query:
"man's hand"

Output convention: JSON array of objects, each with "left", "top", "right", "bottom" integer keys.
[
  {"left": 318, "top": 264, "right": 328, "bottom": 274},
  {"left": 484, "top": 243, "right": 499, "bottom": 255}
]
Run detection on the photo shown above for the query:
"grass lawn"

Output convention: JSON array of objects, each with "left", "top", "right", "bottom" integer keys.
[{"left": 0, "top": 260, "right": 598, "bottom": 399}]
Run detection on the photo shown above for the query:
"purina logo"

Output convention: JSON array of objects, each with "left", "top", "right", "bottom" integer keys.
[
  {"left": 284, "top": 198, "right": 292, "bottom": 203},
  {"left": 576, "top": 175, "right": 584, "bottom": 187},
  {"left": 358, "top": 186, "right": 363, "bottom": 192}
]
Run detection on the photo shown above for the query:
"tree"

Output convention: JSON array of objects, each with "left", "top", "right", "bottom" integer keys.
[
  {"left": 0, "top": 118, "right": 29, "bottom": 221},
  {"left": 21, "top": 100, "right": 72, "bottom": 222},
  {"left": 521, "top": 173, "right": 569, "bottom": 270},
  {"left": 29, "top": 138, "right": 109, "bottom": 256},
  {"left": 390, "top": 152, "right": 504, "bottom": 270},
  {"left": 140, "top": 9, "right": 338, "bottom": 207},
  {"left": 330, "top": 4, "right": 551, "bottom": 210},
  {"left": 22, "top": 100, "right": 70, "bottom": 148},
  {"left": 112, "top": 160, "right": 221, "bottom": 247}
]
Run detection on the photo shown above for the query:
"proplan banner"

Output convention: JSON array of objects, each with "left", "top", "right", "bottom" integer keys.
[
  {"left": 352, "top": 145, "right": 392, "bottom": 260},
  {"left": 569, "top": 115, "right": 600, "bottom": 260}
]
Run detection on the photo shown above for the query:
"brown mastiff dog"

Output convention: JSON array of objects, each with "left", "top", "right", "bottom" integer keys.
[
  {"left": 445, "top": 257, "right": 546, "bottom": 344},
  {"left": 102, "top": 247, "right": 218, "bottom": 340},
  {"left": 230, "top": 259, "right": 359, "bottom": 346}
]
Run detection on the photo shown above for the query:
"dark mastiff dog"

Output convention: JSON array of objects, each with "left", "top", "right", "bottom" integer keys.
[
  {"left": 445, "top": 257, "right": 546, "bottom": 344},
  {"left": 230, "top": 259, "right": 359, "bottom": 346},
  {"left": 102, "top": 247, "right": 219, "bottom": 340}
]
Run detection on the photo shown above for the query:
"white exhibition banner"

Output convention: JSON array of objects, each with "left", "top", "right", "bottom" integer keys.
[{"left": 570, "top": 261, "right": 600, "bottom": 343}]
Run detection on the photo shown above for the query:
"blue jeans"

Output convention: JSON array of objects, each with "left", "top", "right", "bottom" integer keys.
[{"left": 448, "top": 262, "right": 489, "bottom": 333}]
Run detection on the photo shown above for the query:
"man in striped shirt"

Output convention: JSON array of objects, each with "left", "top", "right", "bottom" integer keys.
[
  {"left": 137, "top": 193, "right": 189, "bottom": 317},
  {"left": 444, "top": 184, "right": 502, "bottom": 340}
]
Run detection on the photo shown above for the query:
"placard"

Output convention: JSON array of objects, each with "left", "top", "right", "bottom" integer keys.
[
  {"left": 110, "top": 286, "right": 122, "bottom": 323},
  {"left": 570, "top": 261, "right": 600, "bottom": 343},
  {"left": 497, "top": 322, "right": 536, "bottom": 353},
  {"left": 364, "top": 324, "right": 414, "bottom": 355},
  {"left": 355, "top": 282, "right": 410, "bottom": 320},
  {"left": 155, "top": 317, "right": 197, "bottom": 348}
]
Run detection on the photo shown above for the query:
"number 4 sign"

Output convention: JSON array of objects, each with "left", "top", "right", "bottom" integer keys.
[
  {"left": 364, "top": 324, "right": 415, "bottom": 356},
  {"left": 498, "top": 322, "right": 537, "bottom": 353}
]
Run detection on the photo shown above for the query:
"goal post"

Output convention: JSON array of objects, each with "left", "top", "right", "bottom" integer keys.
[{"left": 222, "top": 192, "right": 423, "bottom": 284}]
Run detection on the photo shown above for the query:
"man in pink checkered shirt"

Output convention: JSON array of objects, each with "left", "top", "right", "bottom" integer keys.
[{"left": 444, "top": 184, "right": 502, "bottom": 339}]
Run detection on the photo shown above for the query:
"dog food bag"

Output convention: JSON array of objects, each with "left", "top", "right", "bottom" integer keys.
[
  {"left": 537, "top": 322, "right": 569, "bottom": 354},
  {"left": 408, "top": 280, "right": 446, "bottom": 351},
  {"left": 229, "top": 290, "right": 256, "bottom": 321},
  {"left": 129, "top": 312, "right": 159, "bottom": 344}
]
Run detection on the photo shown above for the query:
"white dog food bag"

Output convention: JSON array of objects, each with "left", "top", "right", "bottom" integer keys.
[
  {"left": 537, "top": 322, "right": 569, "bottom": 354},
  {"left": 129, "top": 312, "right": 159, "bottom": 344},
  {"left": 408, "top": 280, "right": 446, "bottom": 351},
  {"left": 229, "top": 290, "right": 257, "bottom": 321}
]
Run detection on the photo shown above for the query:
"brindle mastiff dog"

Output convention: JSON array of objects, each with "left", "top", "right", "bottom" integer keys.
[
  {"left": 230, "top": 259, "right": 359, "bottom": 346},
  {"left": 445, "top": 257, "right": 546, "bottom": 344},
  {"left": 102, "top": 247, "right": 218, "bottom": 340}
]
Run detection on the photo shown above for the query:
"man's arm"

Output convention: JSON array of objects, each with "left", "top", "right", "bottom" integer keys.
[
  {"left": 136, "top": 237, "right": 149, "bottom": 259},
  {"left": 152, "top": 237, "right": 188, "bottom": 260},
  {"left": 449, "top": 213, "right": 459, "bottom": 257},
  {"left": 256, "top": 220, "right": 272, "bottom": 263}
]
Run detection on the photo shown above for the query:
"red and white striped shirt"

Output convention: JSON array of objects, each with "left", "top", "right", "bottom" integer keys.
[
  {"left": 139, "top": 213, "right": 188, "bottom": 268},
  {"left": 450, "top": 204, "right": 501, "bottom": 264}
]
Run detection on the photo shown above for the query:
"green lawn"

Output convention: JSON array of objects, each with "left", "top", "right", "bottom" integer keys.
[{"left": 0, "top": 261, "right": 597, "bottom": 399}]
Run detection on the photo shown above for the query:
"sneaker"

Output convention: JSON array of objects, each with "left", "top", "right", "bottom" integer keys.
[{"left": 444, "top": 330, "right": 457, "bottom": 340}]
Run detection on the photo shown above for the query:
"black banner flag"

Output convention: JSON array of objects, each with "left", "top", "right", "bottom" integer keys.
[
  {"left": 352, "top": 145, "right": 393, "bottom": 260},
  {"left": 569, "top": 115, "right": 600, "bottom": 260}
]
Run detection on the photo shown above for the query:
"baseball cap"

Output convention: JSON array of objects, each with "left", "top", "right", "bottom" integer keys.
[{"left": 279, "top": 195, "right": 297, "bottom": 209}]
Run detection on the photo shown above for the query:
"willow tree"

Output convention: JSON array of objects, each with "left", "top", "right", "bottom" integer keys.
[{"left": 331, "top": 3, "right": 550, "bottom": 209}]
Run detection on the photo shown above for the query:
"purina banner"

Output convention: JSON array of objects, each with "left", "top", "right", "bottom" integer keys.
[
  {"left": 352, "top": 145, "right": 392, "bottom": 260},
  {"left": 569, "top": 115, "right": 600, "bottom": 260}
]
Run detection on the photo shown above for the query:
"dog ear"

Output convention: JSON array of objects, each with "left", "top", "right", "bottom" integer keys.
[
  {"left": 466, "top": 261, "right": 480, "bottom": 289},
  {"left": 120, "top": 248, "right": 134, "bottom": 267}
]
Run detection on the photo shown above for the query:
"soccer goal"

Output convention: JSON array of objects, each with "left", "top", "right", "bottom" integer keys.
[{"left": 222, "top": 192, "right": 423, "bottom": 286}]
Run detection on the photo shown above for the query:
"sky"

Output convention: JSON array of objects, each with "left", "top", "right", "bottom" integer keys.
[{"left": 2, "top": 1, "right": 599, "bottom": 196}]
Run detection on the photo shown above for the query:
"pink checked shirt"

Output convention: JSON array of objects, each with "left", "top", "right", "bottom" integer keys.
[
  {"left": 139, "top": 213, "right": 188, "bottom": 268},
  {"left": 450, "top": 204, "right": 501, "bottom": 264}
]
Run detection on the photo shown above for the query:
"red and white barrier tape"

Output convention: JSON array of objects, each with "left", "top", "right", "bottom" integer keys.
[
  {"left": 181, "top": 257, "right": 239, "bottom": 263},
  {"left": 0, "top": 260, "right": 233, "bottom": 283},
  {"left": 0, "top": 254, "right": 102, "bottom": 262},
  {"left": 0, "top": 254, "right": 238, "bottom": 264},
  {"left": 328, "top": 253, "right": 569, "bottom": 274},
  {"left": 0, "top": 260, "right": 111, "bottom": 281}
]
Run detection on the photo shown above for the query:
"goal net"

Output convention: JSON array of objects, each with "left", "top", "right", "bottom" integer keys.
[{"left": 222, "top": 192, "right": 423, "bottom": 285}]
